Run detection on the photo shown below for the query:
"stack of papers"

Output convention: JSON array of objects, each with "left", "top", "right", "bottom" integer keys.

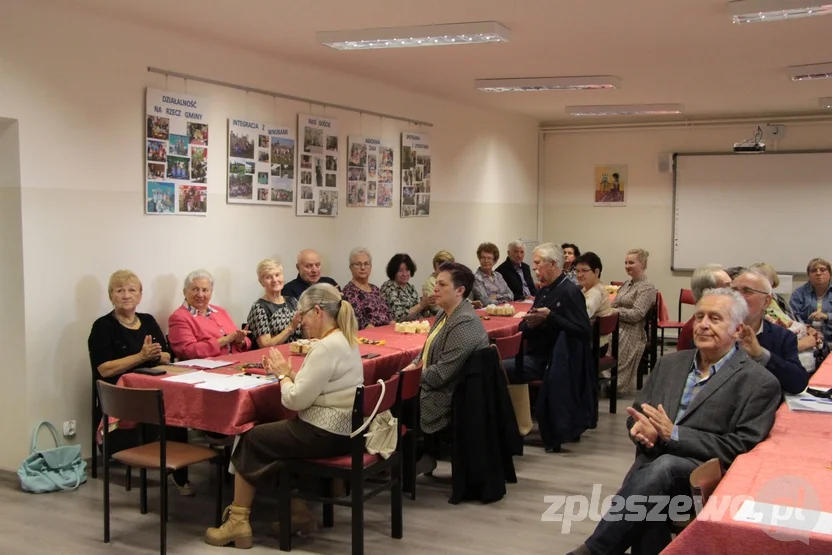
[
  {"left": 785, "top": 388, "right": 832, "bottom": 413},
  {"left": 170, "top": 359, "right": 234, "bottom": 369},
  {"left": 162, "top": 371, "right": 275, "bottom": 391}
]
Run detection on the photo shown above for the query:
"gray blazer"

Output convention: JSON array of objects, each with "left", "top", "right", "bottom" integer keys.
[
  {"left": 418, "top": 301, "right": 490, "bottom": 434},
  {"left": 627, "top": 348, "right": 781, "bottom": 474}
]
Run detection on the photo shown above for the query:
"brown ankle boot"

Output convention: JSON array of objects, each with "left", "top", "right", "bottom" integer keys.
[
  {"left": 205, "top": 504, "right": 253, "bottom": 549},
  {"left": 271, "top": 499, "right": 317, "bottom": 538}
]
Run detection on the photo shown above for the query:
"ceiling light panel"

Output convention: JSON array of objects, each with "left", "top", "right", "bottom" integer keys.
[
  {"left": 788, "top": 61, "right": 832, "bottom": 80},
  {"left": 475, "top": 76, "right": 621, "bottom": 92},
  {"left": 318, "top": 21, "right": 510, "bottom": 50},
  {"left": 566, "top": 104, "right": 685, "bottom": 116},
  {"left": 728, "top": 0, "right": 832, "bottom": 23}
]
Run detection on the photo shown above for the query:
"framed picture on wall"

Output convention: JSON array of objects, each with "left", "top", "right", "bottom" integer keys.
[{"left": 594, "top": 164, "right": 627, "bottom": 207}]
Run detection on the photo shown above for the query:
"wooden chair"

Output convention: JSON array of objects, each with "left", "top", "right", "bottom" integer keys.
[
  {"left": 398, "top": 367, "right": 423, "bottom": 500},
  {"left": 594, "top": 313, "right": 620, "bottom": 414},
  {"left": 98, "top": 381, "right": 223, "bottom": 555},
  {"left": 657, "top": 291, "right": 686, "bottom": 356},
  {"left": 678, "top": 289, "right": 696, "bottom": 319},
  {"left": 671, "top": 458, "right": 725, "bottom": 534},
  {"left": 91, "top": 371, "right": 132, "bottom": 489},
  {"left": 494, "top": 332, "right": 523, "bottom": 361},
  {"left": 278, "top": 374, "right": 403, "bottom": 555}
]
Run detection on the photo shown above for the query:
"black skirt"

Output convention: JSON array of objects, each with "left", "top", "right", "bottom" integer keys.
[{"left": 231, "top": 418, "right": 351, "bottom": 488}]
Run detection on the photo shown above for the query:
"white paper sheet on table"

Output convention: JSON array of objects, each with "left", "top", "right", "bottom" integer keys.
[
  {"left": 170, "top": 359, "right": 234, "bottom": 369},
  {"left": 193, "top": 374, "right": 275, "bottom": 392},
  {"left": 162, "top": 370, "right": 224, "bottom": 384},
  {"left": 784, "top": 389, "right": 832, "bottom": 413},
  {"left": 733, "top": 500, "right": 832, "bottom": 536}
]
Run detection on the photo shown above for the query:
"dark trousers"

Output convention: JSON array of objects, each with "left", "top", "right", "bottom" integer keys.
[
  {"left": 502, "top": 355, "right": 547, "bottom": 384},
  {"left": 585, "top": 454, "right": 698, "bottom": 555}
]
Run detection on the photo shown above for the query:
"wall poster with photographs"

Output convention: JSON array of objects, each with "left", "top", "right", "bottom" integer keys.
[
  {"left": 400, "top": 132, "right": 431, "bottom": 218},
  {"left": 145, "top": 88, "right": 210, "bottom": 215},
  {"left": 297, "top": 113, "right": 339, "bottom": 217},
  {"left": 227, "top": 118, "right": 295, "bottom": 205},
  {"left": 346, "top": 136, "right": 394, "bottom": 208}
]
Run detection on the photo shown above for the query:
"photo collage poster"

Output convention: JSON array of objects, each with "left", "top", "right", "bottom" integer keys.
[
  {"left": 145, "top": 88, "right": 209, "bottom": 215},
  {"left": 297, "top": 114, "right": 339, "bottom": 217},
  {"left": 400, "top": 132, "right": 431, "bottom": 218},
  {"left": 227, "top": 118, "right": 295, "bottom": 206},
  {"left": 346, "top": 136, "right": 394, "bottom": 208}
]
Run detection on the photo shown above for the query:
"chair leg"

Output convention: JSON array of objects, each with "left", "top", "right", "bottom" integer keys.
[
  {"left": 140, "top": 469, "right": 148, "bottom": 514},
  {"left": 160, "top": 470, "right": 167, "bottom": 555},
  {"left": 660, "top": 329, "right": 666, "bottom": 356},
  {"left": 323, "top": 502, "right": 334, "bottom": 528},
  {"left": 92, "top": 434, "right": 98, "bottom": 479},
  {"left": 351, "top": 471, "right": 364, "bottom": 555},
  {"left": 126, "top": 466, "right": 132, "bottom": 491},
  {"left": 215, "top": 460, "right": 224, "bottom": 527},
  {"left": 278, "top": 469, "right": 292, "bottom": 552},
  {"left": 391, "top": 461, "right": 403, "bottom": 539},
  {"left": 103, "top": 447, "right": 110, "bottom": 543},
  {"left": 610, "top": 367, "right": 618, "bottom": 414}
]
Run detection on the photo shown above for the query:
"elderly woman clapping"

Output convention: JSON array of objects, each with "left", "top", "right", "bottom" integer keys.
[
  {"left": 169, "top": 269, "right": 251, "bottom": 359},
  {"left": 341, "top": 247, "right": 394, "bottom": 329},
  {"left": 247, "top": 259, "right": 303, "bottom": 349}
]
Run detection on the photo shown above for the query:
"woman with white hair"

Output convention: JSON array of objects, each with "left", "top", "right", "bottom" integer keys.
[
  {"left": 611, "top": 248, "right": 656, "bottom": 396},
  {"left": 168, "top": 269, "right": 251, "bottom": 360},
  {"left": 341, "top": 247, "right": 394, "bottom": 330},
  {"left": 247, "top": 259, "right": 303, "bottom": 348}
]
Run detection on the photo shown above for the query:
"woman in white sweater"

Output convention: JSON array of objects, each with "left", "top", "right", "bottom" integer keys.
[{"left": 206, "top": 284, "right": 363, "bottom": 549}]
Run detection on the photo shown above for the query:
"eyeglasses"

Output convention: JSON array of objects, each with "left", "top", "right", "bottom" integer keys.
[
  {"left": 574, "top": 268, "right": 593, "bottom": 275},
  {"left": 810, "top": 267, "right": 830, "bottom": 274},
  {"left": 351, "top": 262, "right": 371, "bottom": 268},
  {"left": 731, "top": 285, "right": 769, "bottom": 297}
]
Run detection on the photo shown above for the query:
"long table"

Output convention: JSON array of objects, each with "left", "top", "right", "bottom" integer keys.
[
  {"left": 661, "top": 359, "right": 832, "bottom": 554},
  {"left": 116, "top": 302, "right": 527, "bottom": 436}
]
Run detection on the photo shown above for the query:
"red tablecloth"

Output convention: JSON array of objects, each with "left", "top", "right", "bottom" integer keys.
[
  {"left": 661, "top": 361, "right": 832, "bottom": 554},
  {"left": 114, "top": 309, "right": 524, "bottom": 436}
]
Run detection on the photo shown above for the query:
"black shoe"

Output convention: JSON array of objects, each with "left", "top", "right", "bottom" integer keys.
[
  {"left": 414, "top": 454, "right": 437, "bottom": 476},
  {"left": 545, "top": 445, "right": 562, "bottom": 453}
]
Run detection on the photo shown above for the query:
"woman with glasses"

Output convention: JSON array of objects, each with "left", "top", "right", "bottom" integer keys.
[
  {"left": 471, "top": 242, "right": 514, "bottom": 306},
  {"left": 790, "top": 258, "right": 832, "bottom": 346},
  {"left": 341, "top": 247, "right": 394, "bottom": 329},
  {"left": 206, "top": 284, "right": 363, "bottom": 547},
  {"left": 574, "top": 252, "right": 613, "bottom": 351}
]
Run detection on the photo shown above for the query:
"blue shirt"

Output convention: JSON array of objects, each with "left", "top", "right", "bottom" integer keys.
[
  {"left": 671, "top": 345, "right": 737, "bottom": 440},
  {"left": 789, "top": 282, "right": 832, "bottom": 344}
]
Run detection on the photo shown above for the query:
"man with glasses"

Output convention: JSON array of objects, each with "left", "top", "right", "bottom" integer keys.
[{"left": 732, "top": 269, "right": 808, "bottom": 394}]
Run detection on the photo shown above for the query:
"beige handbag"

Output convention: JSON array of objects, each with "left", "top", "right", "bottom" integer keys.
[
  {"left": 493, "top": 346, "right": 533, "bottom": 436},
  {"left": 351, "top": 379, "right": 398, "bottom": 459}
]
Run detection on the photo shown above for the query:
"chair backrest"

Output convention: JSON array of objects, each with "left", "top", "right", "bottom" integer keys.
[
  {"left": 594, "top": 312, "right": 620, "bottom": 361},
  {"left": 690, "top": 458, "right": 724, "bottom": 506},
  {"left": 494, "top": 332, "right": 523, "bottom": 360},
  {"left": 97, "top": 381, "right": 164, "bottom": 425},
  {"left": 398, "top": 366, "right": 422, "bottom": 401},
  {"left": 611, "top": 280, "right": 625, "bottom": 286},
  {"left": 597, "top": 312, "right": 619, "bottom": 337},
  {"left": 362, "top": 374, "right": 400, "bottom": 416},
  {"left": 679, "top": 288, "right": 695, "bottom": 321},
  {"left": 656, "top": 291, "right": 670, "bottom": 322}
]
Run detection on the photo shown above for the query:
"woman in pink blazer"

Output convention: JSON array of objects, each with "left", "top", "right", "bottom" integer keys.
[{"left": 169, "top": 269, "right": 252, "bottom": 360}]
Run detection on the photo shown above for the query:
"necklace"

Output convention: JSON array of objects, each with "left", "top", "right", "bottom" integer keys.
[
  {"left": 115, "top": 312, "right": 138, "bottom": 327},
  {"left": 320, "top": 326, "right": 339, "bottom": 340}
]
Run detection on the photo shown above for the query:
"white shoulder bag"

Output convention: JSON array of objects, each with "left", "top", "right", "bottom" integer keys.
[{"left": 350, "top": 379, "right": 398, "bottom": 459}]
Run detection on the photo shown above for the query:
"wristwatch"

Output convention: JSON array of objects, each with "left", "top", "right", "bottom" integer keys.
[{"left": 276, "top": 374, "right": 286, "bottom": 381}]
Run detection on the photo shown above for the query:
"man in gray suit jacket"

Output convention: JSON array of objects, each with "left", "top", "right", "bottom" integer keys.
[{"left": 570, "top": 288, "right": 782, "bottom": 555}]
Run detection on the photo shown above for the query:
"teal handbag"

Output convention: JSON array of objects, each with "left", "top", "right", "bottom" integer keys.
[{"left": 18, "top": 421, "right": 87, "bottom": 493}]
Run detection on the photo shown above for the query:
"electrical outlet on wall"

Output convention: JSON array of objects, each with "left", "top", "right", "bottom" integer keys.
[{"left": 63, "top": 420, "right": 76, "bottom": 437}]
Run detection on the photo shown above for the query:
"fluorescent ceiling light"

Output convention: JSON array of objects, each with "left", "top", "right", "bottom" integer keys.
[
  {"left": 788, "top": 61, "right": 832, "bottom": 80},
  {"left": 728, "top": 0, "right": 832, "bottom": 23},
  {"left": 821, "top": 97, "right": 832, "bottom": 108},
  {"left": 566, "top": 104, "right": 684, "bottom": 117},
  {"left": 318, "top": 21, "right": 509, "bottom": 50},
  {"left": 475, "top": 76, "right": 621, "bottom": 92}
]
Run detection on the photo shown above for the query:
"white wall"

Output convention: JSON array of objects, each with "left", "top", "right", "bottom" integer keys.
[
  {"left": 542, "top": 122, "right": 832, "bottom": 323},
  {"left": 0, "top": 2, "right": 539, "bottom": 469}
]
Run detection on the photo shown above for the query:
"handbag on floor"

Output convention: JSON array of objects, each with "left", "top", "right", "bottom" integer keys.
[
  {"left": 18, "top": 421, "right": 87, "bottom": 493},
  {"left": 494, "top": 349, "right": 534, "bottom": 436}
]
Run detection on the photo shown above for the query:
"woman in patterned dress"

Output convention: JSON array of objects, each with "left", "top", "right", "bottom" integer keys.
[
  {"left": 471, "top": 242, "right": 514, "bottom": 306},
  {"left": 247, "top": 259, "right": 303, "bottom": 349},
  {"left": 611, "top": 248, "right": 657, "bottom": 396},
  {"left": 341, "top": 247, "right": 394, "bottom": 330},
  {"left": 380, "top": 253, "right": 433, "bottom": 321}
]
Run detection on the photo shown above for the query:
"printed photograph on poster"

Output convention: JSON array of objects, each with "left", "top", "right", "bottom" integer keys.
[
  {"left": 227, "top": 118, "right": 294, "bottom": 206},
  {"left": 594, "top": 164, "right": 627, "bottom": 206},
  {"left": 347, "top": 136, "right": 393, "bottom": 208},
  {"left": 400, "top": 132, "right": 430, "bottom": 217},
  {"left": 145, "top": 88, "right": 209, "bottom": 216},
  {"left": 296, "top": 114, "right": 339, "bottom": 217}
]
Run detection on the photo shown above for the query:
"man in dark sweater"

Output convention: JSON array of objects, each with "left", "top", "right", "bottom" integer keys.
[
  {"left": 495, "top": 240, "right": 537, "bottom": 301},
  {"left": 282, "top": 249, "right": 338, "bottom": 300}
]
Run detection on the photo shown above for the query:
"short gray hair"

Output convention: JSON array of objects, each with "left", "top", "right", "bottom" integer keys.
[
  {"left": 508, "top": 240, "right": 524, "bottom": 251},
  {"left": 184, "top": 269, "right": 214, "bottom": 290},
  {"left": 691, "top": 263, "right": 725, "bottom": 302},
  {"left": 533, "top": 242, "right": 564, "bottom": 269},
  {"left": 699, "top": 287, "right": 748, "bottom": 330},
  {"left": 349, "top": 247, "right": 372, "bottom": 265},
  {"left": 737, "top": 268, "right": 773, "bottom": 295}
]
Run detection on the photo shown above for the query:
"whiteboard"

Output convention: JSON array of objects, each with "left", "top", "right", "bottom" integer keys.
[{"left": 673, "top": 152, "right": 832, "bottom": 274}]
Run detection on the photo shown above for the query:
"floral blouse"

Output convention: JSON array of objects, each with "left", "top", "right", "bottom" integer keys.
[
  {"left": 472, "top": 268, "right": 514, "bottom": 306},
  {"left": 380, "top": 280, "right": 422, "bottom": 322},
  {"left": 342, "top": 281, "right": 394, "bottom": 330}
]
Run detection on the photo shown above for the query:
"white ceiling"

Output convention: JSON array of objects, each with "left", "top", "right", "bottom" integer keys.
[{"left": 63, "top": 0, "right": 832, "bottom": 124}]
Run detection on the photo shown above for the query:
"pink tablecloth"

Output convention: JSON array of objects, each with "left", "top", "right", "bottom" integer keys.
[{"left": 662, "top": 367, "right": 832, "bottom": 554}]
